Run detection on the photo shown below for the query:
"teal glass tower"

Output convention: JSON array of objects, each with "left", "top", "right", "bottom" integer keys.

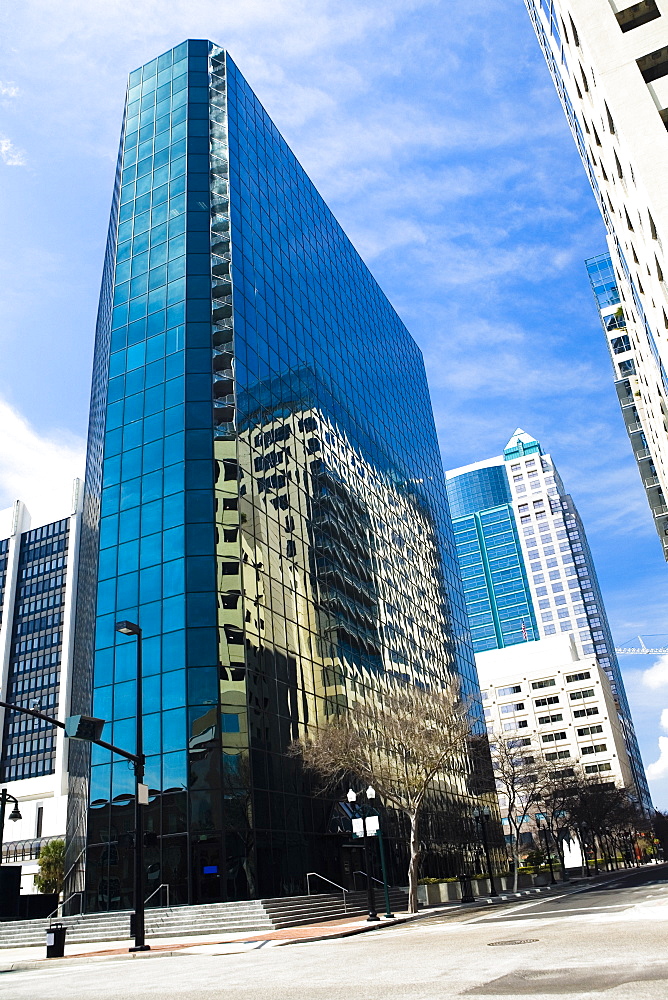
[
  {"left": 445, "top": 465, "right": 538, "bottom": 652},
  {"left": 69, "top": 40, "right": 484, "bottom": 909}
]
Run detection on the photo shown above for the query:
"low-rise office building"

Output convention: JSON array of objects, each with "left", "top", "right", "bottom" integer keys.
[{"left": 477, "top": 635, "right": 635, "bottom": 843}]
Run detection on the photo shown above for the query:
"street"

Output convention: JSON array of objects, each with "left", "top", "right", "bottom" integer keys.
[{"left": 2, "top": 865, "right": 668, "bottom": 999}]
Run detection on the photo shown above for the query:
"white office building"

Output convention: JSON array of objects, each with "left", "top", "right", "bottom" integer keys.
[
  {"left": 0, "top": 483, "right": 82, "bottom": 892},
  {"left": 525, "top": 0, "right": 668, "bottom": 558},
  {"left": 478, "top": 634, "right": 634, "bottom": 789}
]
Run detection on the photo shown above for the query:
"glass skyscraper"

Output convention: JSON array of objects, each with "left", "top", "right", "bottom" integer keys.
[
  {"left": 69, "top": 39, "right": 484, "bottom": 909},
  {"left": 445, "top": 464, "right": 538, "bottom": 652}
]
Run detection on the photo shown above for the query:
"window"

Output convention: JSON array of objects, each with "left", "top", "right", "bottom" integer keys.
[
  {"left": 617, "top": 1, "right": 660, "bottom": 32},
  {"left": 532, "top": 678, "right": 556, "bottom": 690},
  {"left": 565, "top": 671, "right": 591, "bottom": 683},
  {"left": 538, "top": 713, "right": 563, "bottom": 724},
  {"left": 535, "top": 695, "right": 559, "bottom": 707},
  {"left": 503, "top": 720, "right": 529, "bottom": 731},
  {"left": 542, "top": 731, "right": 567, "bottom": 743},
  {"left": 569, "top": 13, "right": 580, "bottom": 46},
  {"left": 577, "top": 724, "right": 603, "bottom": 736},
  {"left": 545, "top": 750, "right": 571, "bottom": 761},
  {"left": 581, "top": 742, "right": 607, "bottom": 755},
  {"left": 605, "top": 102, "right": 615, "bottom": 134},
  {"left": 570, "top": 688, "right": 595, "bottom": 701},
  {"left": 585, "top": 762, "right": 612, "bottom": 773},
  {"left": 497, "top": 684, "right": 522, "bottom": 697},
  {"left": 638, "top": 46, "right": 668, "bottom": 85},
  {"left": 501, "top": 702, "right": 525, "bottom": 714}
]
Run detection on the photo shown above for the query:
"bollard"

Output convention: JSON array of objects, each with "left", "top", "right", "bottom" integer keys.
[{"left": 458, "top": 873, "right": 475, "bottom": 903}]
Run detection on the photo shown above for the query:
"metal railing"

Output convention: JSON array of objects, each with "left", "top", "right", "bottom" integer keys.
[
  {"left": 145, "top": 883, "right": 170, "bottom": 908},
  {"left": 47, "top": 891, "right": 83, "bottom": 922},
  {"left": 353, "top": 870, "right": 386, "bottom": 890},
  {"left": 306, "top": 872, "right": 350, "bottom": 913}
]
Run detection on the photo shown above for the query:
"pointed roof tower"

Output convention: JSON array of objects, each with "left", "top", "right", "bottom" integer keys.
[{"left": 503, "top": 428, "right": 542, "bottom": 461}]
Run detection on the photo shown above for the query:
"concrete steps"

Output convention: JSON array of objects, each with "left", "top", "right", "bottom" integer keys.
[
  {"left": 0, "top": 887, "right": 409, "bottom": 949},
  {"left": 261, "top": 888, "right": 409, "bottom": 928}
]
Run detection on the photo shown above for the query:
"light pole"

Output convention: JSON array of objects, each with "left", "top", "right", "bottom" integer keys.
[
  {"left": 115, "top": 620, "right": 150, "bottom": 953},
  {"left": 347, "top": 788, "right": 379, "bottom": 922},
  {"left": 538, "top": 821, "right": 557, "bottom": 884},
  {"left": 472, "top": 806, "right": 498, "bottom": 897},
  {"left": 0, "top": 789, "right": 22, "bottom": 865},
  {"left": 365, "top": 786, "right": 394, "bottom": 919}
]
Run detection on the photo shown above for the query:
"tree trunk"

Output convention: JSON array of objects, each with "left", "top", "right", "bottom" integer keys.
[
  {"left": 407, "top": 812, "right": 420, "bottom": 913},
  {"left": 511, "top": 833, "right": 519, "bottom": 893}
]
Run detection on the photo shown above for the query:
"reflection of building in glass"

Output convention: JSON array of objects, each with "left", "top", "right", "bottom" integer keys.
[
  {"left": 0, "top": 486, "right": 82, "bottom": 890},
  {"left": 524, "top": 0, "right": 668, "bottom": 560},
  {"left": 447, "top": 430, "right": 651, "bottom": 812},
  {"left": 70, "top": 39, "right": 490, "bottom": 907}
]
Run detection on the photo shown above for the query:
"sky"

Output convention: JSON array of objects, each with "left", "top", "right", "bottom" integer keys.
[{"left": 2, "top": 0, "right": 668, "bottom": 806}]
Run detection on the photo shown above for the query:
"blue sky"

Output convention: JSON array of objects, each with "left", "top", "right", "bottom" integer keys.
[{"left": 2, "top": 0, "right": 668, "bottom": 806}]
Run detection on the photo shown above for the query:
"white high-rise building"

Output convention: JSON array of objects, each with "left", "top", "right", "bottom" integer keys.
[
  {"left": 446, "top": 430, "right": 652, "bottom": 811},
  {"left": 0, "top": 484, "right": 82, "bottom": 893},
  {"left": 525, "top": 0, "right": 668, "bottom": 558}
]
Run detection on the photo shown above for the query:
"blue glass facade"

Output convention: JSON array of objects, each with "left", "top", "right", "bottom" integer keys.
[
  {"left": 73, "top": 40, "right": 484, "bottom": 908},
  {"left": 1, "top": 519, "right": 70, "bottom": 780},
  {"left": 446, "top": 467, "right": 537, "bottom": 652}
]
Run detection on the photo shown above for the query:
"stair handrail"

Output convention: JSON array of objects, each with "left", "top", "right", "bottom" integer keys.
[
  {"left": 47, "top": 891, "right": 83, "bottom": 923},
  {"left": 306, "top": 872, "right": 349, "bottom": 913},
  {"left": 144, "top": 883, "right": 170, "bottom": 908},
  {"left": 353, "top": 870, "right": 386, "bottom": 889}
]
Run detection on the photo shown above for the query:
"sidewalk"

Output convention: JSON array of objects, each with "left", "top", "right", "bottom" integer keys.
[{"left": 0, "top": 869, "right": 634, "bottom": 973}]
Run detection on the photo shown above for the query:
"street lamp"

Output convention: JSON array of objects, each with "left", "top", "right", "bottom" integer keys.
[
  {"left": 364, "top": 786, "right": 394, "bottom": 919},
  {"left": 347, "top": 788, "right": 380, "bottom": 922},
  {"left": 472, "top": 806, "right": 498, "bottom": 897},
  {"left": 538, "top": 821, "right": 557, "bottom": 885},
  {"left": 0, "top": 789, "right": 22, "bottom": 865},
  {"left": 115, "top": 620, "right": 150, "bottom": 953}
]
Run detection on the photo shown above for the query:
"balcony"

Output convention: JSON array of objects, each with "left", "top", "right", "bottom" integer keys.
[
  {"left": 634, "top": 448, "right": 652, "bottom": 461},
  {"left": 645, "top": 475, "right": 661, "bottom": 488}
]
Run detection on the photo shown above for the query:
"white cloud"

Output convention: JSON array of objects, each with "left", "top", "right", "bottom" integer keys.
[
  {"left": 642, "top": 654, "right": 668, "bottom": 690},
  {"left": 647, "top": 736, "right": 668, "bottom": 780},
  {"left": 0, "top": 135, "right": 26, "bottom": 166},
  {"left": 0, "top": 397, "right": 84, "bottom": 528},
  {"left": 0, "top": 82, "right": 18, "bottom": 97}
]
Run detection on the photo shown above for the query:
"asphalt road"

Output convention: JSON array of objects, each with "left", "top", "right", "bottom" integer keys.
[{"left": 3, "top": 864, "right": 668, "bottom": 1000}]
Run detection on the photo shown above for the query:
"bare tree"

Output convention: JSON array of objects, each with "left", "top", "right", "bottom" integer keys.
[
  {"left": 487, "top": 732, "right": 544, "bottom": 891},
  {"left": 537, "top": 761, "right": 579, "bottom": 880},
  {"left": 290, "top": 679, "right": 477, "bottom": 912}
]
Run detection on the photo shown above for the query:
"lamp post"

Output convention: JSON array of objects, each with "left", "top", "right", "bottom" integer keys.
[
  {"left": 347, "top": 788, "right": 379, "bottom": 922},
  {"left": 365, "top": 786, "right": 394, "bottom": 919},
  {"left": 0, "top": 789, "right": 22, "bottom": 865},
  {"left": 472, "top": 806, "right": 498, "bottom": 897},
  {"left": 115, "top": 620, "right": 150, "bottom": 953},
  {"left": 538, "top": 821, "right": 557, "bottom": 884}
]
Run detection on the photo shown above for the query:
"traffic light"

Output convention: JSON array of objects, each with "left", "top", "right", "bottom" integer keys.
[{"left": 65, "top": 715, "right": 105, "bottom": 742}]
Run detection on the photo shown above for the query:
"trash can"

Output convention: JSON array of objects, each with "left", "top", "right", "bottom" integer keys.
[
  {"left": 458, "top": 874, "right": 475, "bottom": 903},
  {"left": 46, "top": 923, "right": 67, "bottom": 958}
]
